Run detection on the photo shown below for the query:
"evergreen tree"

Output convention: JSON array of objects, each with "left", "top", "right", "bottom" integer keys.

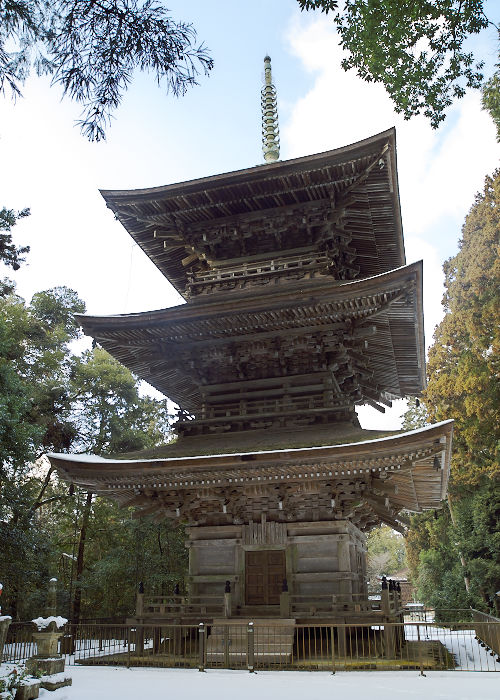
[
  {"left": 366, "top": 525, "right": 407, "bottom": 592},
  {"left": 0, "top": 287, "right": 176, "bottom": 619},
  {"left": 425, "top": 170, "right": 499, "bottom": 485},
  {"left": 0, "top": 207, "right": 30, "bottom": 295},
  {"left": 401, "top": 397, "right": 429, "bottom": 431},
  {"left": 404, "top": 170, "right": 500, "bottom": 614},
  {"left": 0, "top": 1, "right": 212, "bottom": 140}
]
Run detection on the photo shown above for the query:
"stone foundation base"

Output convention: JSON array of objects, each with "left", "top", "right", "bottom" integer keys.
[
  {"left": 14, "top": 682, "right": 40, "bottom": 700},
  {"left": 26, "top": 656, "right": 65, "bottom": 675},
  {"left": 41, "top": 674, "right": 72, "bottom": 691}
]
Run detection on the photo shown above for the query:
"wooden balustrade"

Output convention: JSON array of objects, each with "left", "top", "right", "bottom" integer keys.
[{"left": 136, "top": 594, "right": 225, "bottom": 620}]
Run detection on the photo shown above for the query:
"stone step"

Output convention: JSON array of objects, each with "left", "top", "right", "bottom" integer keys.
[{"left": 206, "top": 651, "right": 291, "bottom": 664}]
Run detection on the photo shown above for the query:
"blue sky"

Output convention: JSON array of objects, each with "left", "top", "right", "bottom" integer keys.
[{"left": 1, "top": 1, "right": 499, "bottom": 430}]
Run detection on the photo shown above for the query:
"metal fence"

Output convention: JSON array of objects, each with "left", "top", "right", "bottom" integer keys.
[{"left": 4, "top": 616, "right": 499, "bottom": 672}]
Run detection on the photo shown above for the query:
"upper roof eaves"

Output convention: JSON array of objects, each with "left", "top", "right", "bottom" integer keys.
[
  {"left": 100, "top": 128, "right": 399, "bottom": 203},
  {"left": 100, "top": 129, "right": 404, "bottom": 297}
]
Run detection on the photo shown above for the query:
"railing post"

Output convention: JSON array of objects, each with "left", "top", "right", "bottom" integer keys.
[
  {"left": 127, "top": 626, "right": 131, "bottom": 669},
  {"left": 416, "top": 623, "right": 426, "bottom": 677},
  {"left": 330, "top": 625, "right": 336, "bottom": 674},
  {"left": 223, "top": 624, "right": 230, "bottom": 668},
  {"left": 224, "top": 580, "right": 232, "bottom": 618},
  {"left": 198, "top": 623, "right": 205, "bottom": 672},
  {"left": 247, "top": 622, "right": 255, "bottom": 673}
]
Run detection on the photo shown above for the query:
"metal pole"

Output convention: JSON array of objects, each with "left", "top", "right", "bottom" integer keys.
[
  {"left": 247, "top": 622, "right": 255, "bottom": 673},
  {"left": 416, "top": 624, "right": 426, "bottom": 677},
  {"left": 198, "top": 623, "right": 205, "bottom": 672},
  {"left": 224, "top": 625, "right": 230, "bottom": 668},
  {"left": 331, "top": 625, "right": 336, "bottom": 674}
]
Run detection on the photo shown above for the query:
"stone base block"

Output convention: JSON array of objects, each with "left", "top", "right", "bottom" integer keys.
[
  {"left": 26, "top": 657, "right": 65, "bottom": 675},
  {"left": 41, "top": 674, "right": 72, "bottom": 691},
  {"left": 14, "top": 682, "right": 40, "bottom": 700}
]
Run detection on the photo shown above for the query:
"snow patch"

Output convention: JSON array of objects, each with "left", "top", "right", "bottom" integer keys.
[{"left": 31, "top": 616, "right": 67, "bottom": 630}]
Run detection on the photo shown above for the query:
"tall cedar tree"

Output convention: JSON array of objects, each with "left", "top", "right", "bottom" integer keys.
[
  {"left": 425, "top": 170, "right": 499, "bottom": 486},
  {"left": 405, "top": 170, "right": 500, "bottom": 614}
]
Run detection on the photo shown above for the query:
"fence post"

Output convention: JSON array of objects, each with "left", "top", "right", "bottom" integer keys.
[
  {"left": 247, "top": 622, "right": 255, "bottom": 673},
  {"left": 198, "top": 623, "right": 205, "bottom": 672},
  {"left": 127, "top": 627, "right": 131, "bottom": 669},
  {"left": 223, "top": 625, "right": 230, "bottom": 668},
  {"left": 330, "top": 625, "right": 336, "bottom": 675},
  {"left": 416, "top": 623, "right": 426, "bottom": 677}
]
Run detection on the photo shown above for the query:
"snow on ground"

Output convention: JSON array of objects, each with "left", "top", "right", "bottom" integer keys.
[{"left": 41, "top": 666, "right": 499, "bottom": 700}]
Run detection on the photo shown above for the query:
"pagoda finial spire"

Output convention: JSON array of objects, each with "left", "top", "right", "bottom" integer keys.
[{"left": 261, "top": 56, "right": 280, "bottom": 163}]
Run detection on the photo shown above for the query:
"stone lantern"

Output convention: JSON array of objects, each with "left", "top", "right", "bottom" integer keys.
[{"left": 26, "top": 579, "right": 72, "bottom": 691}]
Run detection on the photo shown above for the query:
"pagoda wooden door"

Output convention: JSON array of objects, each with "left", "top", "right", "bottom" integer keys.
[{"left": 245, "top": 550, "right": 285, "bottom": 605}]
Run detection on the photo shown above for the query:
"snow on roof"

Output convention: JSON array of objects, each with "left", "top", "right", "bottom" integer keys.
[{"left": 47, "top": 420, "right": 453, "bottom": 467}]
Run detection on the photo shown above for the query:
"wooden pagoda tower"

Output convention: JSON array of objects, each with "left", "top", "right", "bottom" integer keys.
[{"left": 49, "top": 59, "right": 452, "bottom": 629}]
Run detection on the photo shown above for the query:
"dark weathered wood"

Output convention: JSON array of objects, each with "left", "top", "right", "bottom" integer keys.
[
  {"left": 245, "top": 550, "right": 285, "bottom": 605},
  {"left": 47, "top": 128, "right": 452, "bottom": 622}
]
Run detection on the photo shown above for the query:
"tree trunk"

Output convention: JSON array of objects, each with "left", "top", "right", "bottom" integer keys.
[{"left": 71, "top": 491, "right": 93, "bottom": 625}]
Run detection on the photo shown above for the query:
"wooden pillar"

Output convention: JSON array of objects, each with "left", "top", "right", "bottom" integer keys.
[
  {"left": 336, "top": 623, "right": 347, "bottom": 659},
  {"left": 338, "top": 537, "right": 352, "bottom": 597},
  {"left": 280, "top": 590, "right": 290, "bottom": 618},
  {"left": 136, "top": 625, "right": 144, "bottom": 655}
]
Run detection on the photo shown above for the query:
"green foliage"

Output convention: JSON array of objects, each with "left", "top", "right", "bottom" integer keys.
[
  {"left": 298, "top": 0, "right": 338, "bottom": 12},
  {"left": 70, "top": 347, "right": 171, "bottom": 454},
  {"left": 404, "top": 169, "right": 500, "bottom": 614},
  {"left": 454, "top": 484, "right": 500, "bottom": 607},
  {"left": 406, "top": 507, "right": 470, "bottom": 610},
  {"left": 60, "top": 499, "right": 187, "bottom": 619},
  {"left": 301, "top": 1, "right": 493, "bottom": 129},
  {"left": 401, "top": 397, "right": 429, "bottom": 431},
  {"left": 366, "top": 525, "right": 406, "bottom": 590},
  {"left": 1, "top": 1, "right": 213, "bottom": 140},
  {"left": 406, "top": 493, "right": 499, "bottom": 615},
  {"left": 0, "top": 664, "right": 41, "bottom": 699},
  {"left": 425, "top": 169, "right": 499, "bottom": 485},
  {"left": 482, "top": 62, "right": 500, "bottom": 141},
  {"left": 0, "top": 285, "right": 176, "bottom": 619},
  {"left": 0, "top": 206, "right": 30, "bottom": 295}
]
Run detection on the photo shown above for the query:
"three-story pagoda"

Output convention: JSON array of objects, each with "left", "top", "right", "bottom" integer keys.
[{"left": 49, "top": 59, "right": 452, "bottom": 626}]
